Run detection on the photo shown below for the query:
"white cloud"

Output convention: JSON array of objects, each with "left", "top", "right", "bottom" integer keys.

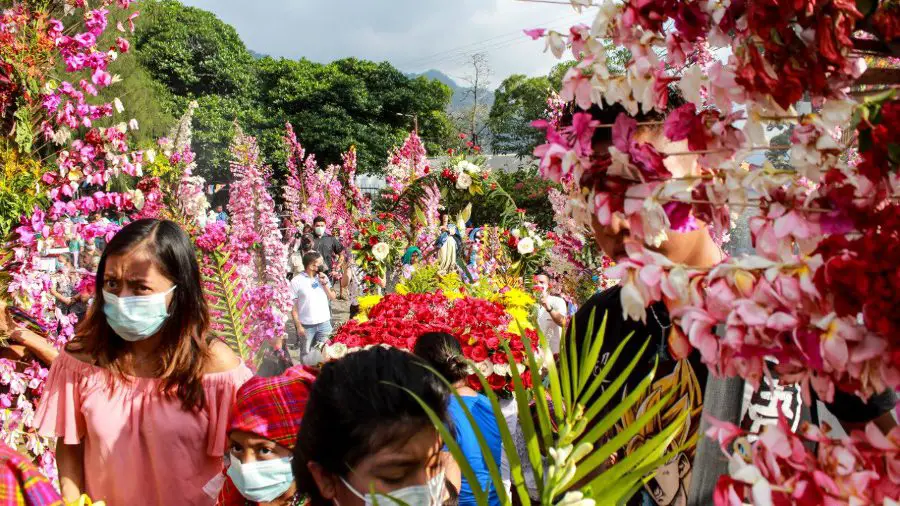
[{"left": 181, "top": 0, "right": 594, "bottom": 85}]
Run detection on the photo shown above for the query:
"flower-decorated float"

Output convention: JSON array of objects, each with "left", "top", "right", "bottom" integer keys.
[{"left": 326, "top": 268, "right": 541, "bottom": 394}]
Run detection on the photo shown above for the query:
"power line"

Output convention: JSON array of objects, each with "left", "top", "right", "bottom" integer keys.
[
  {"left": 416, "top": 17, "right": 587, "bottom": 72},
  {"left": 398, "top": 11, "right": 584, "bottom": 69}
]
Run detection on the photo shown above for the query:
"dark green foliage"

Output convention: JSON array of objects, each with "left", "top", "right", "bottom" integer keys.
[
  {"left": 489, "top": 74, "right": 553, "bottom": 157},
  {"left": 129, "top": 1, "right": 456, "bottom": 179}
]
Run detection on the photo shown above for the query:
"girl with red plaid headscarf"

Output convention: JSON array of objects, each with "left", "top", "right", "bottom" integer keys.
[{"left": 214, "top": 366, "right": 316, "bottom": 506}]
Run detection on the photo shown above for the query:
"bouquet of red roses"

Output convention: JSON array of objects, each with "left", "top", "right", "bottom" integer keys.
[{"left": 326, "top": 292, "right": 539, "bottom": 393}]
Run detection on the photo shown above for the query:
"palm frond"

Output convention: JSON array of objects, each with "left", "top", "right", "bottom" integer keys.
[
  {"left": 200, "top": 247, "right": 252, "bottom": 361},
  {"left": 420, "top": 309, "right": 680, "bottom": 505}
]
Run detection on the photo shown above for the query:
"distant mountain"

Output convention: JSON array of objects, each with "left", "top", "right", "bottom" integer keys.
[{"left": 407, "top": 69, "right": 494, "bottom": 111}]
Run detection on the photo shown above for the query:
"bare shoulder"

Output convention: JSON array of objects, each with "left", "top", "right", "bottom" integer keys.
[{"left": 204, "top": 339, "right": 242, "bottom": 374}]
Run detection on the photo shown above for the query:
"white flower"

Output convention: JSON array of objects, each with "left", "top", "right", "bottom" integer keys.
[
  {"left": 371, "top": 242, "right": 390, "bottom": 261},
  {"left": 476, "top": 360, "right": 494, "bottom": 377},
  {"left": 113, "top": 97, "right": 125, "bottom": 114},
  {"left": 492, "top": 363, "right": 510, "bottom": 377},
  {"left": 455, "top": 160, "right": 481, "bottom": 174},
  {"left": 325, "top": 343, "right": 349, "bottom": 361},
  {"left": 559, "top": 491, "right": 595, "bottom": 506},
  {"left": 620, "top": 274, "right": 648, "bottom": 323},
  {"left": 130, "top": 189, "right": 145, "bottom": 211},
  {"left": 517, "top": 237, "right": 535, "bottom": 255},
  {"left": 545, "top": 30, "right": 565, "bottom": 59},
  {"left": 679, "top": 65, "right": 705, "bottom": 107},
  {"left": 455, "top": 172, "right": 473, "bottom": 190}
]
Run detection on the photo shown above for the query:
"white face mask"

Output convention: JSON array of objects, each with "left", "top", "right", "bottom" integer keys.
[
  {"left": 103, "top": 286, "right": 176, "bottom": 342},
  {"left": 314, "top": 226, "right": 326, "bottom": 237},
  {"left": 226, "top": 456, "right": 294, "bottom": 503},
  {"left": 339, "top": 471, "right": 445, "bottom": 506}
]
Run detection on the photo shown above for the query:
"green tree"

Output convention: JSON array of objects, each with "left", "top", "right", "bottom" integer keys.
[
  {"left": 130, "top": 1, "right": 455, "bottom": 178},
  {"left": 255, "top": 56, "right": 454, "bottom": 175},
  {"left": 489, "top": 45, "right": 631, "bottom": 158},
  {"left": 134, "top": 0, "right": 255, "bottom": 98},
  {"left": 766, "top": 127, "right": 794, "bottom": 170},
  {"left": 488, "top": 74, "right": 552, "bottom": 157}
]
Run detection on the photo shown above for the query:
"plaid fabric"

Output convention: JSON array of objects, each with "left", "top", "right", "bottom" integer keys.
[
  {"left": 0, "top": 443, "right": 62, "bottom": 506},
  {"left": 227, "top": 365, "right": 316, "bottom": 450}
]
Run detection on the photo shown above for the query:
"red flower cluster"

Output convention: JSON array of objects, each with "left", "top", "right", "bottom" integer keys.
[
  {"left": 739, "top": 0, "right": 863, "bottom": 108},
  {"left": 857, "top": 99, "right": 900, "bottom": 184},
  {"left": 814, "top": 203, "right": 900, "bottom": 367},
  {"left": 332, "top": 292, "right": 538, "bottom": 393}
]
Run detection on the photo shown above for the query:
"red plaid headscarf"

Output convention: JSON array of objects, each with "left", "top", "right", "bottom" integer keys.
[{"left": 227, "top": 366, "right": 317, "bottom": 450}]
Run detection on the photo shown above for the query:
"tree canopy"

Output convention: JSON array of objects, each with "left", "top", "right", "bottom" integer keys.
[
  {"left": 488, "top": 74, "right": 552, "bottom": 157},
  {"left": 130, "top": 0, "right": 455, "bottom": 181}
]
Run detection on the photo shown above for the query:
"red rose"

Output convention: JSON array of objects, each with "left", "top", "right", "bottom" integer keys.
[
  {"left": 521, "top": 370, "right": 533, "bottom": 389},
  {"left": 467, "top": 375, "right": 483, "bottom": 392},
  {"left": 468, "top": 343, "right": 489, "bottom": 362},
  {"left": 458, "top": 133, "right": 467, "bottom": 140},
  {"left": 368, "top": 236, "right": 379, "bottom": 246},
  {"left": 490, "top": 352, "right": 508, "bottom": 365},
  {"left": 487, "top": 374, "right": 507, "bottom": 391},
  {"left": 377, "top": 224, "right": 386, "bottom": 232},
  {"left": 423, "top": 166, "right": 430, "bottom": 174}
]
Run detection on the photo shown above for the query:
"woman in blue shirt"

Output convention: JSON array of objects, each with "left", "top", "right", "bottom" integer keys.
[{"left": 414, "top": 332, "right": 502, "bottom": 506}]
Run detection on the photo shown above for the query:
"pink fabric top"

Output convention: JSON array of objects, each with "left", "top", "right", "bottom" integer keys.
[{"left": 34, "top": 352, "right": 252, "bottom": 506}]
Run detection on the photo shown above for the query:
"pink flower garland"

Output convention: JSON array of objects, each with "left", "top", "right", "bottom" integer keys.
[{"left": 226, "top": 126, "right": 292, "bottom": 346}]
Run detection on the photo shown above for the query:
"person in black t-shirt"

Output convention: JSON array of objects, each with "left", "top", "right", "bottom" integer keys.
[
  {"left": 311, "top": 215, "right": 344, "bottom": 275},
  {"left": 562, "top": 95, "right": 898, "bottom": 506}
]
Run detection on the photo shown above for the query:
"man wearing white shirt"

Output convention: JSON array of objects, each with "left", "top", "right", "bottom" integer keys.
[
  {"left": 290, "top": 251, "right": 336, "bottom": 357},
  {"left": 534, "top": 273, "right": 567, "bottom": 354}
]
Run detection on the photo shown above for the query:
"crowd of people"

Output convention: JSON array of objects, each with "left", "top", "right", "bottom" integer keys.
[{"left": 0, "top": 91, "right": 895, "bottom": 506}]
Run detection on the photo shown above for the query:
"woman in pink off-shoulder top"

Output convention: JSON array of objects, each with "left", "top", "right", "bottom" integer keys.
[{"left": 32, "top": 219, "right": 251, "bottom": 506}]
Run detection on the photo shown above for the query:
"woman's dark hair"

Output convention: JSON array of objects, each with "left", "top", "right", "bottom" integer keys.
[
  {"left": 300, "top": 234, "right": 314, "bottom": 253},
  {"left": 413, "top": 332, "right": 469, "bottom": 384},
  {"left": 66, "top": 219, "right": 211, "bottom": 411},
  {"left": 293, "top": 347, "right": 450, "bottom": 506}
]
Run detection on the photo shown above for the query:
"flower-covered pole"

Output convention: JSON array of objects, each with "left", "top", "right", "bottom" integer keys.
[
  {"left": 524, "top": 0, "right": 900, "bottom": 503},
  {"left": 340, "top": 145, "right": 371, "bottom": 218},
  {"left": 282, "top": 122, "right": 306, "bottom": 240},
  {"left": 0, "top": 0, "right": 144, "bottom": 481},
  {"left": 226, "top": 124, "right": 292, "bottom": 349},
  {"left": 170, "top": 101, "right": 210, "bottom": 230}
]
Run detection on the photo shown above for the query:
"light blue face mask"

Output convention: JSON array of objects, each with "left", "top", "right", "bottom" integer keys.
[
  {"left": 103, "top": 286, "right": 176, "bottom": 342},
  {"left": 226, "top": 456, "right": 294, "bottom": 503},
  {"left": 340, "top": 471, "right": 445, "bottom": 506}
]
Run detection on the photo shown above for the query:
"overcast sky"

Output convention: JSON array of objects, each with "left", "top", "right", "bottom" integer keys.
[{"left": 180, "top": 0, "right": 593, "bottom": 87}]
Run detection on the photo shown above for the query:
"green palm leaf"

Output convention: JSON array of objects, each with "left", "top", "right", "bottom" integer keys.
[
  {"left": 410, "top": 309, "right": 684, "bottom": 505},
  {"left": 199, "top": 246, "right": 252, "bottom": 361}
]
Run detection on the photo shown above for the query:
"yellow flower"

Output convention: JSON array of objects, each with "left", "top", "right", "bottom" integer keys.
[
  {"left": 444, "top": 289, "right": 465, "bottom": 302},
  {"left": 357, "top": 295, "right": 383, "bottom": 315},
  {"left": 506, "top": 306, "right": 534, "bottom": 333},
  {"left": 394, "top": 283, "right": 409, "bottom": 295},
  {"left": 66, "top": 495, "right": 106, "bottom": 506},
  {"left": 502, "top": 288, "right": 535, "bottom": 309}
]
